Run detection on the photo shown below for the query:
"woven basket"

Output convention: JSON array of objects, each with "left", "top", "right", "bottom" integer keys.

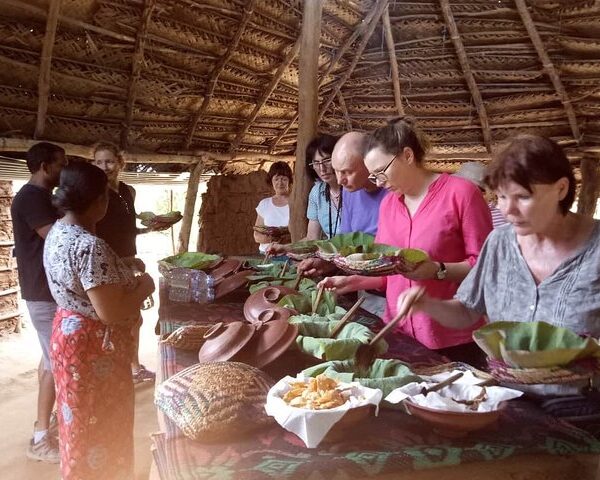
[
  {"left": 155, "top": 362, "right": 275, "bottom": 442},
  {"left": 487, "top": 358, "right": 600, "bottom": 385},
  {"left": 333, "top": 254, "right": 400, "bottom": 276},
  {"left": 160, "top": 324, "right": 212, "bottom": 351}
]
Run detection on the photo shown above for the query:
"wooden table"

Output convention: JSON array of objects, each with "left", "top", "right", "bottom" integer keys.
[{"left": 150, "top": 282, "right": 600, "bottom": 480}]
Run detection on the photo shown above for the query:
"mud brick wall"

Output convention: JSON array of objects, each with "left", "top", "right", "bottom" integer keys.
[
  {"left": 0, "top": 181, "right": 20, "bottom": 335},
  {"left": 198, "top": 172, "right": 272, "bottom": 255}
]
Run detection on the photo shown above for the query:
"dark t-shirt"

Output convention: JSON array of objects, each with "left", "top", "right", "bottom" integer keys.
[
  {"left": 11, "top": 184, "right": 59, "bottom": 301},
  {"left": 96, "top": 181, "right": 138, "bottom": 258}
]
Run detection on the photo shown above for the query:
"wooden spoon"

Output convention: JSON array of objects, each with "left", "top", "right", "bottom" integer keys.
[
  {"left": 312, "top": 284, "right": 325, "bottom": 314},
  {"left": 420, "top": 372, "right": 464, "bottom": 396},
  {"left": 329, "top": 297, "right": 365, "bottom": 339},
  {"left": 279, "top": 259, "right": 290, "bottom": 278},
  {"left": 292, "top": 270, "right": 303, "bottom": 290}
]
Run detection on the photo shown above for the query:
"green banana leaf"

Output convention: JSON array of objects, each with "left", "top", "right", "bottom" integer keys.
[
  {"left": 303, "top": 359, "right": 421, "bottom": 397},
  {"left": 289, "top": 316, "right": 387, "bottom": 361},
  {"left": 159, "top": 252, "right": 221, "bottom": 271},
  {"left": 473, "top": 321, "right": 600, "bottom": 368},
  {"left": 248, "top": 278, "right": 316, "bottom": 294},
  {"left": 316, "top": 232, "right": 375, "bottom": 255},
  {"left": 278, "top": 290, "right": 337, "bottom": 316}
]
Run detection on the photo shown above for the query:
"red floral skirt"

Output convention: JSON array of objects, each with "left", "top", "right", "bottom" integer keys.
[{"left": 50, "top": 308, "right": 134, "bottom": 480}]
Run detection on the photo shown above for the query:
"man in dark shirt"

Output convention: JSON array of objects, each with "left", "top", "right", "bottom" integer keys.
[{"left": 11, "top": 141, "right": 67, "bottom": 462}]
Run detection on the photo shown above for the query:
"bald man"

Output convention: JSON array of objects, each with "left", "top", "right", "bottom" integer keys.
[{"left": 332, "top": 132, "right": 388, "bottom": 235}]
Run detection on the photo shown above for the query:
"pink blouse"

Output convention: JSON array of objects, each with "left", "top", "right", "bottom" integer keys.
[{"left": 375, "top": 173, "right": 492, "bottom": 349}]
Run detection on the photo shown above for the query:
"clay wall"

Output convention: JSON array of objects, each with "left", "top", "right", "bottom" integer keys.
[{"left": 0, "top": 181, "right": 20, "bottom": 335}]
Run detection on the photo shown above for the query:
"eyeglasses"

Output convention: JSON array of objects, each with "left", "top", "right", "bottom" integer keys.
[
  {"left": 309, "top": 157, "right": 332, "bottom": 170},
  {"left": 368, "top": 153, "right": 398, "bottom": 185}
]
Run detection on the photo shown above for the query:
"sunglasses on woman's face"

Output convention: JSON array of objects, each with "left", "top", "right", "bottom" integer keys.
[{"left": 309, "top": 157, "right": 333, "bottom": 170}]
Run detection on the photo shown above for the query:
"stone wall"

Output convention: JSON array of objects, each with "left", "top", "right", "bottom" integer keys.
[
  {"left": 197, "top": 172, "right": 271, "bottom": 255},
  {"left": 0, "top": 181, "right": 20, "bottom": 335}
]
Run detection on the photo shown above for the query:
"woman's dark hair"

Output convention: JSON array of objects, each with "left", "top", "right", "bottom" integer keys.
[
  {"left": 266, "top": 161, "right": 293, "bottom": 186},
  {"left": 305, "top": 134, "right": 340, "bottom": 180},
  {"left": 53, "top": 161, "right": 108, "bottom": 214},
  {"left": 485, "top": 134, "right": 576, "bottom": 215},
  {"left": 26, "top": 142, "right": 65, "bottom": 174},
  {"left": 366, "top": 116, "right": 430, "bottom": 163}
]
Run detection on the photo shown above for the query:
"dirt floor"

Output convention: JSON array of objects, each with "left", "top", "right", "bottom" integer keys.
[{"left": 0, "top": 263, "right": 163, "bottom": 480}]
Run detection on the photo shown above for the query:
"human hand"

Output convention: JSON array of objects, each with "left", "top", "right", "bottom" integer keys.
[
  {"left": 396, "top": 286, "right": 427, "bottom": 316},
  {"left": 297, "top": 257, "right": 337, "bottom": 278},
  {"left": 148, "top": 222, "right": 172, "bottom": 232},
  {"left": 266, "top": 242, "right": 288, "bottom": 256},
  {"left": 137, "top": 273, "right": 155, "bottom": 296},
  {"left": 395, "top": 259, "right": 438, "bottom": 281},
  {"left": 128, "top": 257, "right": 146, "bottom": 273},
  {"left": 318, "top": 275, "right": 360, "bottom": 296}
]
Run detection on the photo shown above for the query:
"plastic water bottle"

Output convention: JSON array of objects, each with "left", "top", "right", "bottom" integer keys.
[
  {"left": 168, "top": 268, "right": 192, "bottom": 303},
  {"left": 191, "top": 270, "right": 215, "bottom": 304}
]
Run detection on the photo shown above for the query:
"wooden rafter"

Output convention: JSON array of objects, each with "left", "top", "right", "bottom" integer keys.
[
  {"left": 382, "top": 7, "right": 404, "bottom": 116},
  {"left": 337, "top": 92, "right": 352, "bottom": 131},
  {"left": 318, "top": 0, "right": 389, "bottom": 123},
  {"left": 269, "top": 3, "right": 387, "bottom": 152},
  {"left": 34, "top": 0, "right": 61, "bottom": 139},
  {"left": 514, "top": 0, "right": 581, "bottom": 142},
  {"left": 120, "top": 0, "right": 156, "bottom": 149},
  {"left": 229, "top": 37, "right": 301, "bottom": 155},
  {"left": 183, "top": 0, "right": 256, "bottom": 150},
  {"left": 439, "top": 0, "right": 492, "bottom": 153}
]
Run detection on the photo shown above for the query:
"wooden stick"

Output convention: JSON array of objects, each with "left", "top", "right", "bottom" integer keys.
[
  {"left": 420, "top": 372, "right": 464, "bottom": 396},
  {"left": 279, "top": 259, "right": 289, "bottom": 278},
  {"left": 329, "top": 297, "right": 365, "bottom": 339},
  {"left": 312, "top": 284, "right": 325, "bottom": 314},
  {"left": 292, "top": 271, "right": 303, "bottom": 290}
]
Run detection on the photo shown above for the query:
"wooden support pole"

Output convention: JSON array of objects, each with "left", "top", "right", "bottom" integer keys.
[
  {"left": 121, "top": 0, "right": 156, "bottom": 150},
  {"left": 230, "top": 37, "right": 301, "bottom": 155},
  {"left": 318, "top": 0, "right": 389, "bottom": 123},
  {"left": 577, "top": 155, "right": 600, "bottom": 217},
  {"left": 177, "top": 159, "right": 204, "bottom": 253},
  {"left": 514, "top": 0, "right": 581, "bottom": 143},
  {"left": 439, "top": 0, "right": 492, "bottom": 153},
  {"left": 183, "top": 0, "right": 256, "bottom": 149},
  {"left": 34, "top": 0, "right": 61, "bottom": 139},
  {"left": 288, "top": 0, "right": 322, "bottom": 241},
  {"left": 382, "top": 7, "right": 404, "bottom": 116}
]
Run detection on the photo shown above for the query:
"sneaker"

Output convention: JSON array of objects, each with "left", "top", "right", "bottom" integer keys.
[
  {"left": 48, "top": 411, "right": 59, "bottom": 440},
  {"left": 26, "top": 435, "right": 60, "bottom": 463},
  {"left": 132, "top": 365, "right": 155, "bottom": 384}
]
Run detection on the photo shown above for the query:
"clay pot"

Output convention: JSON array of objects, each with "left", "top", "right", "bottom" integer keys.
[
  {"left": 209, "top": 258, "right": 243, "bottom": 285},
  {"left": 197, "top": 321, "right": 255, "bottom": 363},
  {"left": 214, "top": 270, "right": 253, "bottom": 300},
  {"left": 235, "top": 320, "right": 299, "bottom": 368},
  {"left": 243, "top": 286, "right": 298, "bottom": 324}
]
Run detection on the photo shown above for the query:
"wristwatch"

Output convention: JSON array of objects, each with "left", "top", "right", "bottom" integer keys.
[{"left": 435, "top": 262, "right": 447, "bottom": 280}]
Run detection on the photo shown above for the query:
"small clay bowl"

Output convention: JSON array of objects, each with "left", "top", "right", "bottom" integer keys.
[
  {"left": 197, "top": 321, "right": 255, "bottom": 363},
  {"left": 243, "top": 285, "right": 298, "bottom": 324}
]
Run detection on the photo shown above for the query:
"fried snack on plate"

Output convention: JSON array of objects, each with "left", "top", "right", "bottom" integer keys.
[{"left": 282, "top": 374, "right": 347, "bottom": 410}]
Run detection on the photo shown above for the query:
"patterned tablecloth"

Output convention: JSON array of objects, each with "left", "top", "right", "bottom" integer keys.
[{"left": 152, "top": 283, "right": 600, "bottom": 480}]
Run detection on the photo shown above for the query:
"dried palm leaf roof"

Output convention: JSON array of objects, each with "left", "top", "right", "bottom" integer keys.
[{"left": 0, "top": 0, "right": 599, "bottom": 174}]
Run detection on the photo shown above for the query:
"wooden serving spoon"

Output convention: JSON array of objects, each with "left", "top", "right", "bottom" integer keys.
[{"left": 329, "top": 297, "right": 365, "bottom": 339}]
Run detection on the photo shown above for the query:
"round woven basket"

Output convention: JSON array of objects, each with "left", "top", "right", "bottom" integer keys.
[{"left": 487, "top": 357, "right": 600, "bottom": 385}]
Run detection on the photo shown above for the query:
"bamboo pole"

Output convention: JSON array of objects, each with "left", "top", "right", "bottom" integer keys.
[
  {"left": 288, "top": 0, "right": 322, "bottom": 242},
  {"left": 230, "top": 36, "right": 301, "bottom": 155},
  {"left": 183, "top": 0, "right": 256, "bottom": 149},
  {"left": 577, "top": 155, "right": 600, "bottom": 217},
  {"left": 121, "top": 0, "right": 156, "bottom": 150},
  {"left": 177, "top": 159, "right": 204, "bottom": 253},
  {"left": 34, "top": 0, "right": 61, "bottom": 139},
  {"left": 382, "top": 7, "right": 404, "bottom": 116},
  {"left": 439, "top": 0, "right": 492, "bottom": 153},
  {"left": 514, "top": 0, "right": 581, "bottom": 143},
  {"left": 317, "top": 0, "right": 389, "bottom": 123},
  {"left": 337, "top": 92, "right": 353, "bottom": 131}
]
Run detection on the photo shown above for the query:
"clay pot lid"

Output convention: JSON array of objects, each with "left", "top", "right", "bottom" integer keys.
[
  {"left": 210, "top": 258, "right": 243, "bottom": 285},
  {"left": 214, "top": 270, "right": 252, "bottom": 300},
  {"left": 243, "top": 285, "right": 298, "bottom": 323},
  {"left": 197, "top": 321, "right": 255, "bottom": 363},
  {"left": 234, "top": 321, "right": 299, "bottom": 369}
]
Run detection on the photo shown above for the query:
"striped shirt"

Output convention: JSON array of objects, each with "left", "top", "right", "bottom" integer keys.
[{"left": 489, "top": 204, "right": 507, "bottom": 229}]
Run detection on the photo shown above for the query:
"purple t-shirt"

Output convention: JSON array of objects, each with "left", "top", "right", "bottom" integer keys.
[{"left": 340, "top": 187, "right": 389, "bottom": 235}]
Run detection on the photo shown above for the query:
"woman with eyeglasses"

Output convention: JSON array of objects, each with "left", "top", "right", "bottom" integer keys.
[
  {"left": 320, "top": 117, "right": 492, "bottom": 364},
  {"left": 304, "top": 134, "right": 343, "bottom": 239}
]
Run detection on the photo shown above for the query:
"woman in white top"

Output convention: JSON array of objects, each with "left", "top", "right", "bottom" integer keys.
[{"left": 254, "top": 161, "right": 293, "bottom": 253}]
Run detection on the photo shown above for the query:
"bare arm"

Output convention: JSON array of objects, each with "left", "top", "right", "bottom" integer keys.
[
  {"left": 399, "top": 259, "right": 473, "bottom": 282},
  {"left": 303, "top": 220, "right": 323, "bottom": 241},
  {"left": 253, "top": 214, "right": 272, "bottom": 244},
  {"left": 35, "top": 223, "right": 53, "bottom": 239},
  {"left": 318, "top": 275, "right": 385, "bottom": 295},
  {"left": 87, "top": 273, "right": 155, "bottom": 325}
]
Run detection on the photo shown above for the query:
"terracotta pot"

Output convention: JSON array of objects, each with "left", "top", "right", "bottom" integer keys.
[
  {"left": 235, "top": 321, "right": 299, "bottom": 369},
  {"left": 214, "top": 270, "right": 252, "bottom": 300},
  {"left": 243, "top": 286, "right": 298, "bottom": 324},
  {"left": 209, "top": 258, "right": 243, "bottom": 285},
  {"left": 197, "top": 321, "right": 255, "bottom": 363}
]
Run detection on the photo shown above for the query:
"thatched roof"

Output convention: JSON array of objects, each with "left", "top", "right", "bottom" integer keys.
[{"left": 1, "top": 0, "right": 599, "bottom": 174}]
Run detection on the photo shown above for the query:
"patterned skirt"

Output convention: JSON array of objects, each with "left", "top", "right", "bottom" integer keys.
[{"left": 50, "top": 308, "right": 134, "bottom": 480}]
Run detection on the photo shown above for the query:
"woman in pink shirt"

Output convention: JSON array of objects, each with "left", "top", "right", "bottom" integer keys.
[{"left": 320, "top": 117, "right": 492, "bottom": 363}]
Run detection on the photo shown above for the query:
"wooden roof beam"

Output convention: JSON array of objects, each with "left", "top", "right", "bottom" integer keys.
[
  {"left": 317, "top": 0, "right": 389, "bottom": 123},
  {"left": 514, "top": 0, "right": 581, "bottom": 143},
  {"left": 34, "top": 0, "right": 61, "bottom": 139},
  {"left": 183, "top": 0, "right": 257, "bottom": 150},
  {"left": 337, "top": 92, "right": 352, "bottom": 131},
  {"left": 229, "top": 37, "right": 301, "bottom": 155},
  {"left": 439, "top": 0, "right": 492, "bottom": 153},
  {"left": 120, "top": 0, "right": 156, "bottom": 150},
  {"left": 382, "top": 6, "right": 404, "bottom": 116}
]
